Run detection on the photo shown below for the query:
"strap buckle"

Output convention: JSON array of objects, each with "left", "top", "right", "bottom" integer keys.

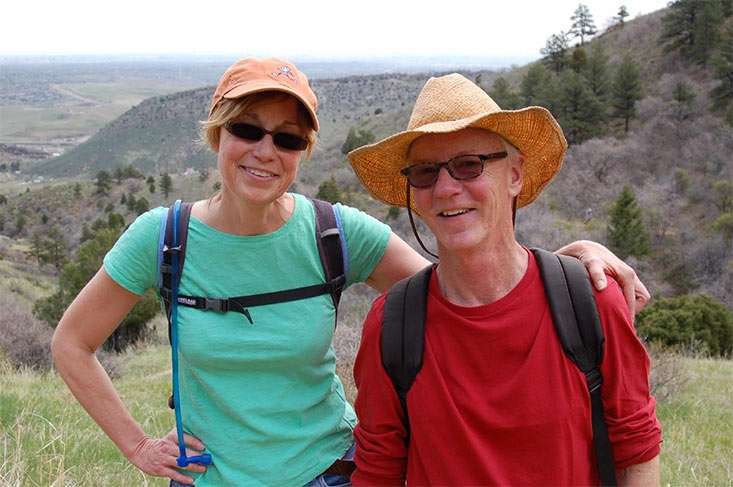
[
  {"left": 586, "top": 368, "right": 603, "bottom": 393},
  {"left": 203, "top": 298, "right": 228, "bottom": 313},
  {"left": 163, "top": 244, "right": 183, "bottom": 254}
]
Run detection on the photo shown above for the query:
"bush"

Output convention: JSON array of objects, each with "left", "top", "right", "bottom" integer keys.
[
  {"left": 316, "top": 176, "right": 342, "bottom": 203},
  {"left": 33, "top": 222, "right": 159, "bottom": 353},
  {"left": 0, "top": 295, "right": 53, "bottom": 371},
  {"left": 341, "top": 126, "right": 375, "bottom": 154},
  {"left": 637, "top": 294, "right": 733, "bottom": 357}
]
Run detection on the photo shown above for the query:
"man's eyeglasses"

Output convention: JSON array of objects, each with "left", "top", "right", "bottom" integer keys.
[
  {"left": 225, "top": 122, "right": 309, "bottom": 151},
  {"left": 400, "top": 152, "right": 508, "bottom": 188}
]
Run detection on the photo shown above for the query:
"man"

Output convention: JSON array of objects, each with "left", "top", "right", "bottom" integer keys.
[{"left": 347, "top": 74, "right": 661, "bottom": 486}]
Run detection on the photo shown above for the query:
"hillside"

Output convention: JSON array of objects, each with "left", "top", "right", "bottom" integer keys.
[{"left": 7, "top": 5, "right": 733, "bottom": 309}]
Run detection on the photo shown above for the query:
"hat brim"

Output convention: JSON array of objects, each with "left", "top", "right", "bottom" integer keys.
[
  {"left": 347, "top": 106, "right": 567, "bottom": 210},
  {"left": 213, "top": 81, "right": 320, "bottom": 131}
]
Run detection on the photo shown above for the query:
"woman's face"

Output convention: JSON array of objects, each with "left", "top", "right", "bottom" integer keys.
[{"left": 217, "top": 96, "right": 307, "bottom": 207}]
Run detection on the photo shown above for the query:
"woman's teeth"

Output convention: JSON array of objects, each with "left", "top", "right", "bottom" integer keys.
[{"left": 242, "top": 166, "right": 276, "bottom": 178}]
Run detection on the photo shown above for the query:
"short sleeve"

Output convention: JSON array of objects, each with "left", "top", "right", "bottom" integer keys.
[
  {"left": 334, "top": 203, "right": 391, "bottom": 287},
  {"left": 103, "top": 207, "right": 166, "bottom": 296}
]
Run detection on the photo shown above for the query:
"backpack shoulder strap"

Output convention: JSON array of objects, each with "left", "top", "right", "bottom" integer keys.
[
  {"left": 158, "top": 200, "right": 193, "bottom": 341},
  {"left": 381, "top": 264, "right": 433, "bottom": 438},
  {"left": 310, "top": 198, "right": 347, "bottom": 309},
  {"left": 531, "top": 247, "right": 617, "bottom": 487}
]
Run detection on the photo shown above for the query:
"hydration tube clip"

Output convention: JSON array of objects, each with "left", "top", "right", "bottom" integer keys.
[{"left": 177, "top": 453, "right": 213, "bottom": 467}]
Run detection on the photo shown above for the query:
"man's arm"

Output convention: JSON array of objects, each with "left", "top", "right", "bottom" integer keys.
[
  {"left": 352, "top": 296, "right": 408, "bottom": 486},
  {"left": 593, "top": 278, "right": 663, "bottom": 481},
  {"left": 617, "top": 455, "right": 660, "bottom": 486}
]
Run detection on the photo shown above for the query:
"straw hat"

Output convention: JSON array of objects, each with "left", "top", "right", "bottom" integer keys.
[{"left": 347, "top": 73, "right": 567, "bottom": 210}]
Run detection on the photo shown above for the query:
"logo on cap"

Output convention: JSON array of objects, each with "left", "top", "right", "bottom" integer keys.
[{"left": 270, "top": 65, "right": 297, "bottom": 83}]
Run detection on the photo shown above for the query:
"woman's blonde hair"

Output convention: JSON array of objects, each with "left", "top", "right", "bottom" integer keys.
[{"left": 201, "top": 92, "right": 317, "bottom": 159}]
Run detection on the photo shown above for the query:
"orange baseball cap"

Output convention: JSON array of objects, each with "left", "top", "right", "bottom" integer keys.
[{"left": 209, "top": 57, "right": 319, "bottom": 131}]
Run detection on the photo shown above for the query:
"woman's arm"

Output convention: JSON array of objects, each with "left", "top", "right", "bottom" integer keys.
[
  {"left": 366, "top": 235, "right": 649, "bottom": 316},
  {"left": 51, "top": 267, "right": 204, "bottom": 484},
  {"left": 365, "top": 233, "right": 430, "bottom": 293},
  {"left": 555, "top": 240, "right": 651, "bottom": 317}
]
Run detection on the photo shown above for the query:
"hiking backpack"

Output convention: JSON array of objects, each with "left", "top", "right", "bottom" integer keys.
[
  {"left": 156, "top": 198, "right": 347, "bottom": 467},
  {"left": 381, "top": 248, "right": 617, "bottom": 486}
]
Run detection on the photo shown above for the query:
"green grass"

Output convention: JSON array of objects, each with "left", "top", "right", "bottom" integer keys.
[
  {"left": 1, "top": 347, "right": 730, "bottom": 485},
  {"left": 0, "top": 80, "right": 203, "bottom": 145},
  {"left": 657, "top": 358, "right": 733, "bottom": 486},
  {"left": 0, "top": 347, "right": 173, "bottom": 486}
]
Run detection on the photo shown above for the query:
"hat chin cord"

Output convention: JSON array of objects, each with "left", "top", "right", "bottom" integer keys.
[
  {"left": 406, "top": 180, "right": 439, "bottom": 261},
  {"left": 404, "top": 180, "right": 519, "bottom": 262}
]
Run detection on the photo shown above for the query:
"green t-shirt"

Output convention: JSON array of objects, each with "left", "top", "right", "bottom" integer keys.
[{"left": 103, "top": 193, "right": 390, "bottom": 486}]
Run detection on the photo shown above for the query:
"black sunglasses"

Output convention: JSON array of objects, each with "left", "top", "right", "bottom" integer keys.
[
  {"left": 225, "top": 122, "right": 309, "bottom": 151},
  {"left": 400, "top": 152, "right": 508, "bottom": 188}
]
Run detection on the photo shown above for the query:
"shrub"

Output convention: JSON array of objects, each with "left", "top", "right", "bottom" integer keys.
[
  {"left": 646, "top": 342, "right": 689, "bottom": 404},
  {"left": 341, "top": 126, "right": 375, "bottom": 155},
  {"left": 637, "top": 294, "right": 733, "bottom": 357},
  {"left": 316, "top": 176, "right": 342, "bottom": 203},
  {"left": 33, "top": 222, "right": 159, "bottom": 353},
  {"left": 0, "top": 295, "right": 53, "bottom": 371}
]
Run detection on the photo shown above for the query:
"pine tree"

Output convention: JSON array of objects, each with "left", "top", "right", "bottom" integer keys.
[
  {"left": 316, "top": 176, "right": 342, "bottom": 203},
  {"left": 612, "top": 55, "right": 642, "bottom": 133},
  {"left": 607, "top": 185, "right": 650, "bottom": 259},
  {"left": 711, "top": 23, "right": 733, "bottom": 108},
  {"left": 126, "top": 193, "right": 136, "bottom": 213},
  {"left": 15, "top": 214, "right": 26, "bottom": 236},
  {"left": 672, "top": 80, "right": 696, "bottom": 123},
  {"left": 146, "top": 175, "right": 156, "bottom": 194},
  {"left": 569, "top": 4, "right": 597, "bottom": 45},
  {"left": 341, "top": 126, "right": 375, "bottom": 155},
  {"left": 113, "top": 166, "right": 124, "bottom": 184},
  {"left": 135, "top": 197, "right": 150, "bottom": 216},
  {"left": 661, "top": 0, "right": 726, "bottom": 65},
  {"left": 489, "top": 77, "right": 521, "bottom": 109},
  {"left": 43, "top": 226, "right": 68, "bottom": 271},
  {"left": 584, "top": 44, "right": 611, "bottom": 118},
  {"left": 569, "top": 47, "right": 588, "bottom": 73},
  {"left": 73, "top": 183, "right": 82, "bottom": 199},
  {"left": 541, "top": 32, "right": 569, "bottom": 73},
  {"left": 95, "top": 170, "right": 112, "bottom": 196},
  {"left": 33, "top": 223, "right": 158, "bottom": 352},
  {"left": 615, "top": 5, "right": 629, "bottom": 25},
  {"left": 160, "top": 173, "right": 173, "bottom": 199},
  {"left": 557, "top": 70, "right": 605, "bottom": 143},
  {"left": 520, "top": 63, "right": 548, "bottom": 106}
]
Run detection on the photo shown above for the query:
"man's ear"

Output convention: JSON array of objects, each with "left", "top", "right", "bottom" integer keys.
[{"left": 508, "top": 154, "right": 524, "bottom": 197}]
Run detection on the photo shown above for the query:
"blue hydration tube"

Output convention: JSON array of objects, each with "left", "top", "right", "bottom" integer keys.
[{"left": 170, "top": 200, "right": 212, "bottom": 468}]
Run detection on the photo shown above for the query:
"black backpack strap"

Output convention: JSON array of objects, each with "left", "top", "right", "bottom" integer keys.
[
  {"left": 310, "top": 198, "right": 346, "bottom": 310},
  {"left": 159, "top": 201, "right": 193, "bottom": 343},
  {"left": 381, "top": 264, "right": 433, "bottom": 441},
  {"left": 160, "top": 198, "right": 346, "bottom": 328},
  {"left": 532, "top": 248, "right": 617, "bottom": 487}
]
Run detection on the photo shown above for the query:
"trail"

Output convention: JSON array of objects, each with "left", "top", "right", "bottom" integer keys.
[{"left": 49, "top": 84, "right": 101, "bottom": 105}]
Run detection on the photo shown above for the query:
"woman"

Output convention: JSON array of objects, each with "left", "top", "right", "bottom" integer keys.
[{"left": 52, "top": 58, "right": 648, "bottom": 486}]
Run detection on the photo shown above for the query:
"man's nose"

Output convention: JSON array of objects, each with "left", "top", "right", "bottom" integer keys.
[{"left": 432, "top": 166, "right": 461, "bottom": 197}]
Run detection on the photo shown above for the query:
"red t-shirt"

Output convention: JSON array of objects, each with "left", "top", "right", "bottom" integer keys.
[{"left": 352, "top": 251, "right": 661, "bottom": 486}]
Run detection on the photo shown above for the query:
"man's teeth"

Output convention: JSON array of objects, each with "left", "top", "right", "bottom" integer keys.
[
  {"left": 440, "top": 209, "right": 470, "bottom": 217},
  {"left": 243, "top": 167, "right": 276, "bottom": 177}
]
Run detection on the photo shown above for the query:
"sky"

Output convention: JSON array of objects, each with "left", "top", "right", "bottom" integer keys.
[{"left": 3, "top": 0, "right": 669, "bottom": 61}]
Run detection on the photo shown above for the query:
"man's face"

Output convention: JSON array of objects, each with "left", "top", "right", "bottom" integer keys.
[{"left": 407, "top": 128, "right": 523, "bottom": 254}]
